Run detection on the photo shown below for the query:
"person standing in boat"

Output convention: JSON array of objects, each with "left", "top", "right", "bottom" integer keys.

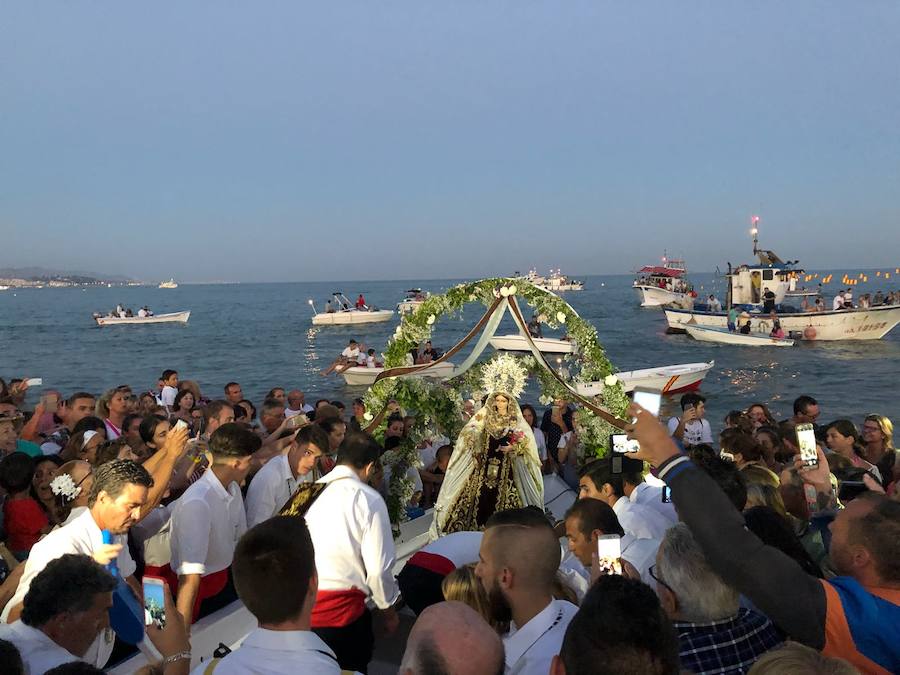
[
  {"left": 727, "top": 306, "right": 739, "bottom": 331},
  {"left": 762, "top": 287, "right": 776, "bottom": 313},
  {"left": 707, "top": 294, "right": 722, "bottom": 313},
  {"left": 356, "top": 293, "right": 367, "bottom": 310}
]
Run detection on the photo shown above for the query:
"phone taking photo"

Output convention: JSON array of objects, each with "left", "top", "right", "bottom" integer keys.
[
  {"left": 611, "top": 433, "right": 640, "bottom": 454},
  {"left": 796, "top": 423, "right": 818, "bottom": 467},
  {"left": 142, "top": 577, "right": 167, "bottom": 629},
  {"left": 596, "top": 534, "right": 622, "bottom": 575},
  {"left": 632, "top": 388, "right": 662, "bottom": 417}
]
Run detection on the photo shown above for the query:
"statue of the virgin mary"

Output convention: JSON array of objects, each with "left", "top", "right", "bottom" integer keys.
[{"left": 431, "top": 389, "right": 544, "bottom": 537}]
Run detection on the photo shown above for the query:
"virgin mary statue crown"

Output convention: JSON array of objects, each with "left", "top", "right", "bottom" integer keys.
[{"left": 480, "top": 353, "right": 528, "bottom": 400}]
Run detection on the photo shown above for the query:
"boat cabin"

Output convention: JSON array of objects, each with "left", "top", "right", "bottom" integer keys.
[
  {"left": 635, "top": 261, "right": 690, "bottom": 293},
  {"left": 726, "top": 248, "right": 804, "bottom": 308}
]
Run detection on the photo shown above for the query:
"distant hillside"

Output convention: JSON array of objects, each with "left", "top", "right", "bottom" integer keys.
[{"left": 0, "top": 266, "right": 133, "bottom": 282}]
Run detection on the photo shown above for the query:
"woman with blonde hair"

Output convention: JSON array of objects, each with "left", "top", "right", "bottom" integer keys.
[
  {"left": 741, "top": 464, "right": 789, "bottom": 520},
  {"left": 441, "top": 564, "right": 504, "bottom": 632},
  {"left": 95, "top": 386, "right": 132, "bottom": 440},
  {"left": 862, "top": 414, "right": 896, "bottom": 489}
]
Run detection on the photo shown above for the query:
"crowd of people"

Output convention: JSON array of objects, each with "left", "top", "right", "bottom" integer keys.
[{"left": 0, "top": 370, "right": 897, "bottom": 674}]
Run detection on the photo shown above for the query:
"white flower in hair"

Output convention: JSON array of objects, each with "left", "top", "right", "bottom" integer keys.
[
  {"left": 50, "top": 474, "right": 81, "bottom": 502},
  {"left": 480, "top": 353, "right": 528, "bottom": 400}
]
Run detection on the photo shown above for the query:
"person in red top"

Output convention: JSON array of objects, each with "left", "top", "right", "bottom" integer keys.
[
  {"left": 0, "top": 452, "right": 50, "bottom": 560},
  {"left": 356, "top": 294, "right": 366, "bottom": 309}
]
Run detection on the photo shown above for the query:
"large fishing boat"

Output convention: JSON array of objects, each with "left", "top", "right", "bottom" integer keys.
[
  {"left": 515, "top": 268, "right": 584, "bottom": 292},
  {"left": 633, "top": 255, "right": 693, "bottom": 307},
  {"left": 664, "top": 220, "right": 900, "bottom": 341}
]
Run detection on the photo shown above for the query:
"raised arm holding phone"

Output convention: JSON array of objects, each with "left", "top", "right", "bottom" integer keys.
[{"left": 624, "top": 402, "right": 900, "bottom": 674}]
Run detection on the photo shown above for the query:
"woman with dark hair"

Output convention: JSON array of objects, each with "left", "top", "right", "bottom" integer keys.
[
  {"left": 724, "top": 410, "right": 754, "bottom": 434},
  {"left": 139, "top": 415, "right": 170, "bottom": 459},
  {"left": 60, "top": 427, "right": 106, "bottom": 464},
  {"left": 743, "top": 505, "right": 823, "bottom": 578},
  {"left": 520, "top": 404, "right": 549, "bottom": 473},
  {"left": 747, "top": 403, "right": 776, "bottom": 429},
  {"left": 171, "top": 390, "right": 195, "bottom": 429},
  {"left": 825, "top": 419, "right": 881, "bottom": 483},
  {"left": 30, "top": 455, "right": 64, "bottom": 525},
  {"left": 754, "top": 425, "right": 784, "bottom": 471}
]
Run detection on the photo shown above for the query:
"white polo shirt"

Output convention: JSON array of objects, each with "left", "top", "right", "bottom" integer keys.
[
  {"left": 629, "top": 481, "right": 677, "bottom": 525},
  {"left": 612, "top": 496, "right": 671, "bottom": 542},
  {"left": 169, "top": 468, "right": 247, "bottom": 577},
  {"left": 0, "top": 620, "right": 81, "bottom": 673},
  {"left": 503, "top": 598, "right": 578, "bottom": 675},
  {"left": 305, "top": 465, "right": 399, "bottom": 609},
  {"left": 189, "top": 627, "right": 341, "bottom": 675},
  {"left": 245, "top": 454, "right": 313, "bottom": 528}
]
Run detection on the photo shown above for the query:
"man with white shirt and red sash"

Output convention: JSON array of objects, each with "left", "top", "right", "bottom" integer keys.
[
  {"left": 168, "top": 423, "right": 259, "bottom": 628},
  {"left": 304, "top": 431, "right": 400, "bottom": 673}
]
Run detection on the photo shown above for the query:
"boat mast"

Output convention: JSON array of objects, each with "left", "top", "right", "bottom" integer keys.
[{"left": 750, "top": 215, "right": 760, "bottom": 257}]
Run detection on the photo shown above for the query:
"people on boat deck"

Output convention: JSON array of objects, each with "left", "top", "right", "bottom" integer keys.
[
  {"left": 355, "top": 294, "right": 366, "bottom": 309},
  {"left": 707, "top": 294, "right": 722, "bottom": 313},
  {"left": 762, "top": 286, "right": 776, "bottom": 313},
  {"left": 325, "top": 299, "right": 335, "bottom": 313},
  {"left": 738, "top": 311, "right": 752, "bottom": 334},
  {"left": 770, "top": 318, "right": 785, "bottom": 339},
  {"left": 320, "top": 339, "right": 361, "bottom": 376},
  {"left": 832, "top": 290, "right": 846, "bottom": 310},
  {"left": 528, "top": 314, "right": 543, "bottom": 338},
  {"left": 727, "top": 306, "right": 738, "bottom": 331}
]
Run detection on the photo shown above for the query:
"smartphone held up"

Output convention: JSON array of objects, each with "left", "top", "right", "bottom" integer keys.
[
  {"left": 596, "top": 534, "right": 623, "bottom": 576},
  {"left": 632, "top": 388, "right": 662, "bottom": 418},
  {"left": 142, "top": 577, "right": 167, "bottom": 629},
  {"left": 796, "top": 423, "right": 818, "bottom": 467}
]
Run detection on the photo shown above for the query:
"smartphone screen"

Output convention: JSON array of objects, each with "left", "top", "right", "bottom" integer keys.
[
  {"left": 611, "top": 433, "right": 640, "bottom": 454},
  {"left": 40, "top": 394, "right": 59, "bottom": 411},
  {"left": 142, "top": 578, "right": 167, "bottom": 629},
  {"left": 796, "top": 423, "right": 818, "bottom": 467},
  {"left": 596, "top": 534, "right": 622, "bottom": 575},
  {"left": 661, "top": 485, "right": 672, "bottom": 503},
  {"left": 632, "top": 388, "right": 662, "bottom": 417}
]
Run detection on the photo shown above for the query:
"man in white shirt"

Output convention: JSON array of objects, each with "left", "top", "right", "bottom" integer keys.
[
  {"left": 0, "top": 554, "right": 117, "bottom": 673},
  {"left": 397, "top": 531, "right": 483, "bottom": 615},
  {"left": 286, "top": 389, "right": 315, "bottom": 417},
  {"left": 245, "top": 424, "right": 329, "bottom": 527},
  {"left": 666, "top": 393, "right": 713, "bottom": 448},
  {"left": 563, "top": 498, "right": 661, "bottom": 585},
  {"left": 169, "top": 423, "right": 258, "bottom": 628},
  {"left": 320, "top": 340, "right": 361, "bottom": 376},
  {"left": 305, "top": 431, "right": 400, "bottom": 672},
  {"left": 1, "top": 460, "right": 153, "bottom": 667},
  {"left": 400, "top": 601, "right": 504, "bottom": 675},
  {"left": 577, "top": 461, "right": 671, "bottom": 541},
  {"left": 624, "top": 469, "right": 677, "bottom": 525},
  {"left": 192, "top": 516, "right": 341, "bottom": 674},
  {"left": 832, "top": 290, "right": 845, "bottom": 310},
  {"left": 475, "top": 508, "right": 578, "bottom": 675}
]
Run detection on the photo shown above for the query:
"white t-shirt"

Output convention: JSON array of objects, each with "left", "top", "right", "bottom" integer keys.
[
  {"left": 160, "top": 385, "right": 178, "bottom": 408},
  {"left": 341, "top": 346, "right": 360, "bottom": 359},
  {"left": 666, "top": 416, "right": 713, "bottom": 447},
  {"left": 833, "top": 295, "right": 844, "bottom": 310},
  {"left": 190, "top": 628, "right": 341, "bottom": 675},
  {"left": 612, "top": 496, "right": 671, "bottom": 542},
  {"left": 245, "top": 454, "right": 312, "bottom": 528},
  {"left": 0, "top": 621, "right": 81, "bottom": 674}
]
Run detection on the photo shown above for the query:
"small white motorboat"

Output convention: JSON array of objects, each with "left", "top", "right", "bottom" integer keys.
[
  {"left": 94, "top": 311, "right": 190, "bottom": 326},
  {"left": 158, "top": 279, "right": 178, "bottom": 289},
  {"left": 489, "top": 334, "right": 576, "bottom": 354},
  {"left": 310, "top": 293, "right": 394, "bottom": 326},
  {"left": 685, "top": 325, "right": 794, "bottom": 347},
  {"left": 397, "top": 288, "right": 429, "bottom": 315},
  {"left": 341, "top": 361, "right": 456, "bottom": 386},
  {"left": 576, "top": 361, "right": 714, "bottom": 397}
]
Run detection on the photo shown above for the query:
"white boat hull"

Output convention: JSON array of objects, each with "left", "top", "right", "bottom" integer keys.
[
  {"left": 686, "top": 325, "right": 794, "bottom": 347},
  {"left": 576, "top": 361, "right": 714, "bottom": 397},
  {"left": 341, "top": 361, "right": 456, "bottom": 386},
  {"left": 489, "top": 334, "right": 576, "bottom": 354},
  {"left": 665, "top": 305, "right": 900, "bottom": 341},
  {"left": 537, "top": 283, "right": 583, "bottom": 292},
  {"left": 634, "top": 284, "right": 690, "bottom": 307},
  {"left": 312, "top": 309, "right": 394, "bottom": 325},
  {"left": 95, "top": 311, "right": 190, "bottom": 326}
]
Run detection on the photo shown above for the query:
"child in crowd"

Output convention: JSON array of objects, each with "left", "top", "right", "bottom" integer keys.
[{"left": 0, "top": 453, "right": 50, "bottom": 560}]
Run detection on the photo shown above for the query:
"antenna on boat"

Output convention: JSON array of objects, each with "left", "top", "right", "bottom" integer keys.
[
  {"left": 750, "top": 215, "right": 760, "bottom": 256},
  {"left": 308, "top": 299, "right": 317, "bottom": 315}
]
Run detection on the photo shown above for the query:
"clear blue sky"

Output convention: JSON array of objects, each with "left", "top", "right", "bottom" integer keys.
[{"left": 2, "top": 2, "right": 899, "bottom": 282}]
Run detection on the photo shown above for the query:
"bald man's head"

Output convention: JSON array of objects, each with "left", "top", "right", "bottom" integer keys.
[{"left": 400, "top": 601, "right": 504, "bottom": 675}]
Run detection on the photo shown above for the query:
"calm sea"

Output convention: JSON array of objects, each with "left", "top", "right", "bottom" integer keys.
[{"left": 2, "top": 272, "right": 898, "bottom": 427}]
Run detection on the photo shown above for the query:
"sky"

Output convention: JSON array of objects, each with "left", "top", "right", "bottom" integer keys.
[{"left": 2, "top": 2, "right": 899, "bottom": 282}]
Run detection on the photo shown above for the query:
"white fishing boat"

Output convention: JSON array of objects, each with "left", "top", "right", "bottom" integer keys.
[
  {"left": 397, "top": 289, "right": 429, "bottom": 315},
  {"left": 309, "top": 293, "right": 394, "bottom": 326},
  {"left": 666, "top": 304, "right": 900, "bottom": 341},
  {"left": 341, "top": 361, "right": 456, "bottom": 386},
  {"left": 158, "top": 279, "right": 178, "bottom": 289},
  {"left": 633, "top": 255, "right": 694, "bottom": 307},
  {"left": 576, "top": 361, "right": 714, "bottom": 397},
  {"left": 515, "top": 268, "right": 584, "bottom": 292},
  {"left": 489, "top": 334, "right": 577, "bottom": 354},
  {"left": 94, "top": 311, "right": 190, "bottom": 326},
  {"left": 685, "top": 325, "right": 794, "bottom": 347}
]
